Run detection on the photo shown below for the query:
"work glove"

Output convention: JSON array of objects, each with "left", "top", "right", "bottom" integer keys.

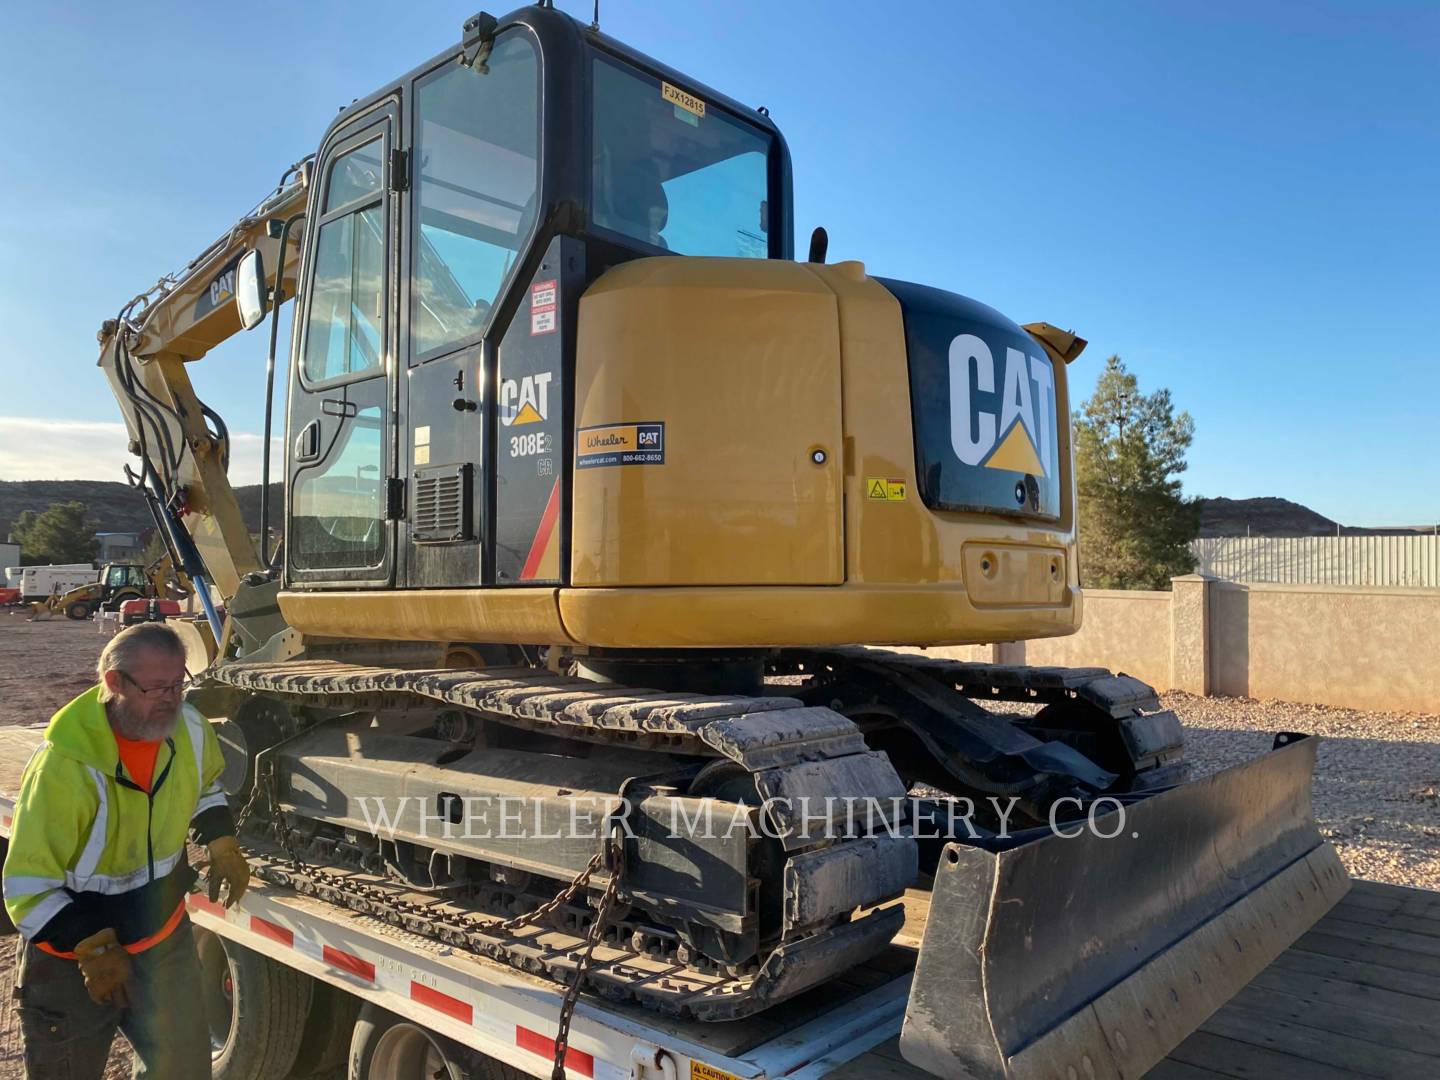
[
  {"left": 74, "top": 927, "right": 133, "bottom": 1008},
  {"left": 207, "top": 835, "right": 250, "bottom": 908}
]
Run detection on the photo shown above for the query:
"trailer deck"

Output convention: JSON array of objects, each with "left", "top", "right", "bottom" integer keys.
[{"left": 2, "top": 724, "right": 1436, "bottom": 1079}]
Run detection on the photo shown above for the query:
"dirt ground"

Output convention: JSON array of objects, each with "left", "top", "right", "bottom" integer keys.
[{"left": 0, "top": 612, "right": 1435, "bottom": 1076}]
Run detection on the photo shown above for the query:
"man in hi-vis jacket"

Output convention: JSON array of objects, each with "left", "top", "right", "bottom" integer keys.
[{"left": 3, "top": 622, "right": 250, "bottom": 1078}]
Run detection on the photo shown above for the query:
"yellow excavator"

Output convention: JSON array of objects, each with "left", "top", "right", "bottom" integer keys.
[{"left": 96, "top": 5, "right": 1346, "bottom": 1076}]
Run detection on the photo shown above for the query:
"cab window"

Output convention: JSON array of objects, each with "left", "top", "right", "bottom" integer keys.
[
  {"left": 411, "top": 33, "right": 539, "bottom": 360},
  {"left": 302, "top": 139, "right": 387, "bottom": 383},
  {"left": 591, "top": 58, "right": 772, "bottom": 258}
]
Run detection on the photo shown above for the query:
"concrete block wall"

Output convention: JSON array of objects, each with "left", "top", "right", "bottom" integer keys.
[{"left": 922, "top": 577, "right": 1440, "bottom": 714}]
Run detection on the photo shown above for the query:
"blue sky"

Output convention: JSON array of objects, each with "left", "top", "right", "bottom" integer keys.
[{"left": 1, "top": 1, "right": 1435, "bottom": 525}]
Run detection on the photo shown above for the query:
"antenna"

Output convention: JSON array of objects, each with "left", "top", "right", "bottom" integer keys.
[{"left": 592, "top": 0, "right": 600, "bottom": 30}]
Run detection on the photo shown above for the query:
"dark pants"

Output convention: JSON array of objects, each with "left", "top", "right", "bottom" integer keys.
[{"left": 15, "top": 917, "right": 211, "bottom": 1079}]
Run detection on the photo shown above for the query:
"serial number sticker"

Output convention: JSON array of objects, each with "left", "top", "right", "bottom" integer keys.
[
  {"left": 576, "top": 421, "right": 664, "bottom": 469},
  {"left": 866, "top": 477, "right": 907, "bottom": 501},
  {"left": 690, "top": 1063, "right": 741, "bottom": 1080},
  {"left": 662, "top": 81, "right": 705, "bottom": 118}
]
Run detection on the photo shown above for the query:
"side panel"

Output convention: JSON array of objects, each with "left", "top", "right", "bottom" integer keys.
[
  {"left": 570, "top": 257, "right": 844, "bottom": 587},
  {"left": 493, "top": 236, "right": 583, "bottom": 585}
]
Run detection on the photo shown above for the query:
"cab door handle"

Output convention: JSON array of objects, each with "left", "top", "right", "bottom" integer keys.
[{"left": 295, "top": 419, "right": 321, "bottom": 462}]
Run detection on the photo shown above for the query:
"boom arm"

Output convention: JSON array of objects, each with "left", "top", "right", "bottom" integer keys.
[{"left": 98, "top": 166, "right": 308, "bottom": 604}]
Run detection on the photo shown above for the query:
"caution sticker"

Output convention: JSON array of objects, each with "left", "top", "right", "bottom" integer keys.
[
  {"left": 866, "top": 477, "right": 907, "bottom": 501},
  {"left": 576, "top": 422, "right": 664, "bottom": 469},
  {"left": 662, "top": 81, "right": 705, "bottom": 118},
  {"left": 689, "top": 1063, "right": 741, "bottom": 1080},
  {"left": 530, "top": 278, "right": 557, "bottom": 336}
]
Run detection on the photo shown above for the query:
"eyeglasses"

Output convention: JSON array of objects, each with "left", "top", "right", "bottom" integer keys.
[{"left": 119, "top": 672, "right": 187, "bottom": 699}]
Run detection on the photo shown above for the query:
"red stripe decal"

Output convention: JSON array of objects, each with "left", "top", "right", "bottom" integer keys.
[
  {"left": 411, "top": 981, "right": 472, "bottom": 1024},
  {"left": 187, "top": 894, "right": 226, "bottom": 918},
  {"left": 516, "top": 1025, "right": 595, "bottom": 1078},
  {"left": 250, "top": 915, "right": 293, "bottom": 947},
  {"left": 518, "top": 477, "right": 562, "bottom": 581},
  {"left": 323, "top": 944, "right": 376, "bottom": 983}
]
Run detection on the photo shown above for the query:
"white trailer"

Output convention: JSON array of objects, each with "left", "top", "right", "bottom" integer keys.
[
  {"left": 1, "top": 724, "right": 1436, "bottom": 1080},
  {"left": 18, "top": 563, "right": 97, "bottom": 602}
]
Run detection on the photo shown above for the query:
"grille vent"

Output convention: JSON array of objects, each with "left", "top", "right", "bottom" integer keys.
[{"left": 412, "top": 464, "right": 473, "bottom": 543}]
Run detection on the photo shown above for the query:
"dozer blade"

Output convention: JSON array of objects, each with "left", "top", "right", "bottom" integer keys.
[{"left": 899, "top": 732, "right": 1348, "bottom": 1080}]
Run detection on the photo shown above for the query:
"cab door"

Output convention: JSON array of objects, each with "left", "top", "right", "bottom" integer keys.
[{"left": 287, "top": 103, "right": 399, "bottom": 588}]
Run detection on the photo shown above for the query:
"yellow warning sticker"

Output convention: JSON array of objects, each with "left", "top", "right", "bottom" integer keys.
[
  {"left": 662, "top": 81, "right": 705, "bottom": 118},
  {"left": 690, "top": 1062, "right": 742, "bottom": 1080},
  {"left": 866, "top": 477, "right": 907, "bottom": 501}
]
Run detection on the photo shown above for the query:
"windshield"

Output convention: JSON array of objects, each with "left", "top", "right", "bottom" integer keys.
[{"left": 592, "top": 56, "right": 771, "bottom": 258}]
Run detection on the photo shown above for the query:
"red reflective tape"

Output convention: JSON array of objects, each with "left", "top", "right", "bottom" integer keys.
[
  {"left": 187, "top": 894, "right": 226, "bottom": 918},
  {"left": 323, "top": 944, "right": 375, "bottom": 983},
  {"left": 518, "top": 477, "right": 561, "bottom": 581},
  {"left": 250, "top": 915, "right": 293, "bottom": 947},
  {"left": 411, "top": 981, "right": 472, "bottom": 1024},
  {"left": 2, "top": 814, "right": 12, "bottom": 828},
  {"left": 516, "top": 1024, "right": 594, "bottom": 1078}
]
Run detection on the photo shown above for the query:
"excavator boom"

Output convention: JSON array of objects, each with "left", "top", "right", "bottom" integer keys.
[{"left": 97, "top": 171, "right": 307, "bottom": 611}]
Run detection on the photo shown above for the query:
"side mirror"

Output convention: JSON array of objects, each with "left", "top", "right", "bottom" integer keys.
[{"left": 236, "top": 249, "right": 267, "bottom": 331}]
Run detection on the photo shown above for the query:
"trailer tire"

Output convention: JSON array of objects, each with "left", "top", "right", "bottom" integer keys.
[
  {"left": 288, "top": 979, "right": 361, "bottom": 1078},
  {"left": 348, "top": 1003, "right": 524, "bottom": 1080},
  {"left": 197, "top": 925, "right": 314, "bottom": 1080}
]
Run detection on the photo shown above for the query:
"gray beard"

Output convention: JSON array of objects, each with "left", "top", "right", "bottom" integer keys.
[{"left": 108, "top": 701, "right": 176, "bottom": 742}]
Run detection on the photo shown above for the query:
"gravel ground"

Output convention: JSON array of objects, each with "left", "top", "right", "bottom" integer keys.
[
  {"left": 0, "top": 611, "right": 132, "bottom": 1079},
  {"left": 1163, "top": 690, "right": 1440, "bottom": 888},
  {"left": 0, "top": 612, "right": 1434, "bottom": 1077}
]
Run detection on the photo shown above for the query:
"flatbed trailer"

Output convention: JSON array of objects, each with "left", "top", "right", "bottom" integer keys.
[{"left": 2, "top": 725, "right": 1436, "bottom": 1079}]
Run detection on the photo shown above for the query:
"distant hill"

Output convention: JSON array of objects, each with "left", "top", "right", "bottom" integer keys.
[
  {"left": 0, "top": 480, "right": 282, "bottom": 549},
  {"left": 1196, "top": 497, "right": 1430, "bottom": 538}
]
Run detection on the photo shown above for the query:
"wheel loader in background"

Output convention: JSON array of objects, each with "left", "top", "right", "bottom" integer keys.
[
  {"left": 29, "top": 552, "right": 190, "bottom": 620},
  {"left": 91, "top": 4, "right": 1346, "bottom": 1076}
]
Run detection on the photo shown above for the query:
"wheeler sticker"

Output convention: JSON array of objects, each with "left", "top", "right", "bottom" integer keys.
[
  {"left": 576, "top": 422, "right": 664, "bottom": 469},
  {"left": 530, "top": 278, "right": 557, "bottom": 336},
  {"left": 662, "top": 81, "right": 705, "bottom": 118},
  {"left": 500, "top": 373, "right": 552, "bottom": 427},
  {"left": 949, "top": 333, "right": 1055, "bottom": 479},
  {"left": 866, "top": 477, "right": 907, "bottom": 501}
]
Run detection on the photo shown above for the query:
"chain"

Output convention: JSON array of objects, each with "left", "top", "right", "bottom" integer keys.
[{"left": 550, "top": 835, "right": 624, "bottom": 1080}]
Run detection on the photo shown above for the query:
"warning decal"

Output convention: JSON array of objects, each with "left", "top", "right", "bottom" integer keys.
[
  {"left": 530, "top": 279, "right": 557, "bottom": 336},
  {"left": 866, "top": 477, "right": 907, "bottom": 501},
  {"left": 690, "top": 1062, "right": 742, "bottom": 1080},
  {"left": 576, "top": 422, "right": 664, "bottom": 469}
]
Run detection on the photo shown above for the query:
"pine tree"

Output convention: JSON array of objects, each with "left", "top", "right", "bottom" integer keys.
[
  {"left": 1074, "top": 356, "right": 1200, "bottom": 590},
  {"left": 12, "top": 502, "right": 99, "bottom": 565}
]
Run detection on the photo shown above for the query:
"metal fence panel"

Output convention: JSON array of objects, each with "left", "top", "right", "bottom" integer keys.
[{"left": 1190, "top": 535, "right": 1440, "bottom": 587}]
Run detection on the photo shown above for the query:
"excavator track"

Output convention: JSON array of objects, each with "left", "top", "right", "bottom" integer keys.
[
  {"left": 208, "top": 845, "right": 904, "bottom": 1022},
  {"left": 212, "top": 656, "right": 916, "bottom": 1019}
]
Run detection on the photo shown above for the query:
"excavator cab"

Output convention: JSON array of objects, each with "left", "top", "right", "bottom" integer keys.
[{"left": 275, "top": 6, "right": 790, "bottom": 611}]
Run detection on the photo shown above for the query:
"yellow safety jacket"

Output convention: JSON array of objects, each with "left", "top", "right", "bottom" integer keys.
[{"left": 2, "top": 686, "right": 233, "bottom": 951}]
